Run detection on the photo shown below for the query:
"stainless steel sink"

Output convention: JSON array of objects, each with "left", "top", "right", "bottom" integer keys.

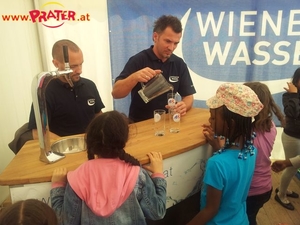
[{"left": 51, "top": 137, "right": 86, "bottom": 154}]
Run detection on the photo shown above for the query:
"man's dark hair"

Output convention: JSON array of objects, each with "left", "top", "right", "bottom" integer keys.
[{"left": 153, "top": 15, "right": 182, "bottom": 34}]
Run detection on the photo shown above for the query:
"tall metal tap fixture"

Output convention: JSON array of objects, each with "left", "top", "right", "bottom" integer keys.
[{"left": 31, "top": 46, "right": 73, "bottom": 163}]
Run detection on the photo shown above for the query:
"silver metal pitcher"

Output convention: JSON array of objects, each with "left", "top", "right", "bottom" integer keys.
[{"left": 138, "top": 73, "right": 174, "bottom": 103}]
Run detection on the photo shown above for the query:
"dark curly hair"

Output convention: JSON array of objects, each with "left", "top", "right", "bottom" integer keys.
[
  {"left": 85, "top": 110, "right": 140, "bottom": 166},
  {"left": 220, "top": 106, "right": 253, "bottom": 150}
]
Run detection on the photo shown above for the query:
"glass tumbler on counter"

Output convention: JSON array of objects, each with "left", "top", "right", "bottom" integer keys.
[
  {"left": 167, "top": 93, "right": 181, "bottom": 133},
  {"left": 153, "top": 109, "right": 166, "bottom": 136}
]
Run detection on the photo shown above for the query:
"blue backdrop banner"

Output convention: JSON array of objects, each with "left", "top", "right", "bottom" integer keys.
[{"left": 107, "top": 0, "right": 300, "bottom": 124}]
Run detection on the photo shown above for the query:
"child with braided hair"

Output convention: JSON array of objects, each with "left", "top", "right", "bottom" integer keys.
[
  {"left": 188, "top": 83, "right": 263, "bottom": 225},
  {"left": 50, "top": 110, "right": 166, "bottom": 225}
]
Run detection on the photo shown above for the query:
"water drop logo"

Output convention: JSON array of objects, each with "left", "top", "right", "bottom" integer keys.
[
  {"left": 168, "top": 98, "right": 176, "bottom": 107},
  {"left": 154, "top": 113, "right": 161, "bottom": 122},
  {"left": 87, "top": 99, "right": 95, "bottom": 106},
  {"left": 173, "top": 113, "right": 180, "bottom": 123}
]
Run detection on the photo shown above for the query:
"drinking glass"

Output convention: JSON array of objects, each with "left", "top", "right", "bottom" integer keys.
[
  {"left": 153, "top": 109, "right": 166, "bottom": 136},
  {"left": 167, "top": 93, "right": 180, "bottom": 133}
]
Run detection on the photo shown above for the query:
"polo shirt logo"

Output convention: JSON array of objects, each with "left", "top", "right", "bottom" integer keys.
[
  {"left": 169, "top": 76, "right": 179, "bottom": 83},
  {"left": 87, "top": 99, "right": 95, "bottom": 106}
]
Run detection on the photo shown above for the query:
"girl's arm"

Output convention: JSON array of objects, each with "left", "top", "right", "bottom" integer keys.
[
  {"left": 139, "top": 151, "right": 167, "bottom": 220},
  {"left": 187, "top": 185, "right": 221, "bottom": 225},
  {"left": 50, "top": 168, "right": 82, "bottom": 225}
]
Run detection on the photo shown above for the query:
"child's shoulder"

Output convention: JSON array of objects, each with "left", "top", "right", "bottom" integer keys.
[
  {"left": 208, "top": 149, "right": 256, "bottom": 165},
  {"left": 210, "top": 149, "right": 238, "bottom": 161}
]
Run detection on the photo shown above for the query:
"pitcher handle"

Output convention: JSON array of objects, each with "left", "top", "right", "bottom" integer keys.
[{"left": 140, "top": 73, "right": 161, "bottom": 88}]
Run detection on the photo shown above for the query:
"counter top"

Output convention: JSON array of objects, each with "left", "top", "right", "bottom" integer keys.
[{"left": 0, "top": 108, "right": 209, "bottom": 186}]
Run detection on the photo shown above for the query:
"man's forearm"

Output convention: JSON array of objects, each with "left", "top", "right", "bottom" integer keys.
[
  {"left": 112, "top": 78, "right": 137, "bottom": 98},
  {"left": 182, "top": 95, "right": 194, "bottom": 111}
]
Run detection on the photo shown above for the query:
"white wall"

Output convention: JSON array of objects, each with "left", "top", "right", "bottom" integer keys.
[
  {"left": 0, "top": 0, "right": 42, "bottom": 204},
  {"left": 0, "top": 0, "right": 112, "bottom": 203}
]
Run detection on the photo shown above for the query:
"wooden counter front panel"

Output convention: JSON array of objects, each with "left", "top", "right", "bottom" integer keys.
[{"left": 0, "top": 108, "right": 209, "bottom": 186}]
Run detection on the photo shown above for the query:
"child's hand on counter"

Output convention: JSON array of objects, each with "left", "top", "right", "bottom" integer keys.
[
  {"left": 51, "top": 167, "right": 68, "bottom": 184},
  {"left": 142, "top": 151, "right": 163, "bottom": 174}
]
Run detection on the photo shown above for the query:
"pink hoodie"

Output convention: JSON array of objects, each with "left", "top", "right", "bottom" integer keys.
[{"left": 67, "top": 158, "right": 140, "bottom": 217}]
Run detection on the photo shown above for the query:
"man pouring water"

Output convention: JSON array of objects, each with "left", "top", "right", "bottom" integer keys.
[{"left": 111, "top": 15, "right": 196, "bottom": 122}]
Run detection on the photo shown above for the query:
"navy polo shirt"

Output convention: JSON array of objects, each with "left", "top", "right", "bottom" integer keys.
[
  {"left": 115, "top": 46, "right": 196, "bottom": 122},
  {"left": 28, "top": 77, "right": 105, "bottom": 136}
]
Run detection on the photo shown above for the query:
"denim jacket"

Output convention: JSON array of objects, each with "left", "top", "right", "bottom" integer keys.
[{"left": 50, "top": 168, "right": 166, "bottom": 225}]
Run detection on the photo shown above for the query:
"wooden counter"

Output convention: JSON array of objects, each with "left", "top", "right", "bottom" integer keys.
[{"left": 0, "top": 108, "right": 209, "bottom": 186}]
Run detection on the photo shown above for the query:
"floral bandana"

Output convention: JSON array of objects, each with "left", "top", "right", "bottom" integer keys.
[{"left": 206, "top": 83, "right": 263, "bottom": 117}]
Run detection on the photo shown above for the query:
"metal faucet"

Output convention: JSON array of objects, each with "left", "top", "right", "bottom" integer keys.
[{"left": 31, "top": 46, "right": 73, "bottom": 163}]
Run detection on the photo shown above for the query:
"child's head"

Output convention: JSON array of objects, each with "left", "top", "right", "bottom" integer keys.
[
  {"left": 206, "top": 83, "right": 263, "bottom": 148},
  {"left": 85, "top": 110, "right": 140, "bottom": 165},
  {"left": 292, "top": 67, "right": 300, "bottom": 87},
  {"left": 244, "top": 81, "right": 285, "bottom": 131},
  {"left": 0, "top": 199, "right": 57, "bottom": 225}
]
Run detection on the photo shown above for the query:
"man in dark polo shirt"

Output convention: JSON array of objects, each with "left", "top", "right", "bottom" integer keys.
[
  {"left": 28, "top": 39, "right": 105, "bottom": 139},
  {"left": 112, "top": 15, "right": 196, "bottom": 122}
]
